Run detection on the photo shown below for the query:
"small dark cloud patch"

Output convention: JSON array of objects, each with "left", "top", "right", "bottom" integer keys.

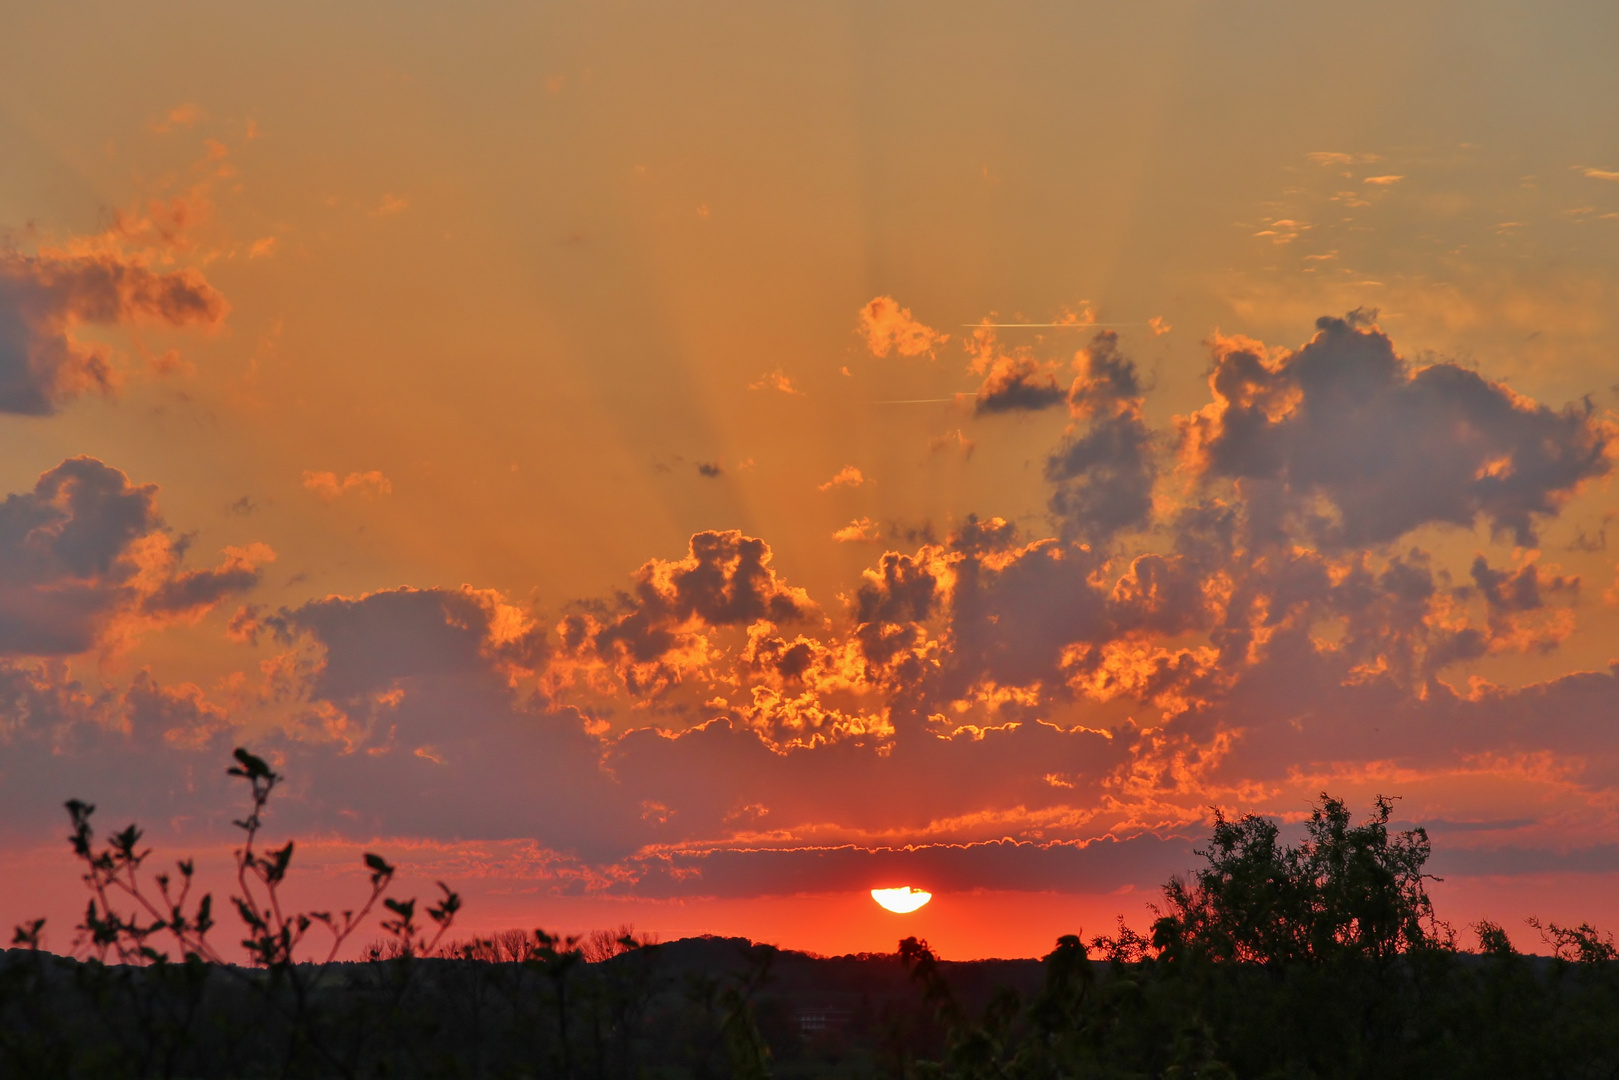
[{"left": 696, "top": 461, "right": 723, "bottom": 478}]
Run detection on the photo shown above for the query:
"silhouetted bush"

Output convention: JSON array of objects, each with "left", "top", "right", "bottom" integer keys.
[{"left": 8, "top": 779, "right": 1619, "bottom": 1078}]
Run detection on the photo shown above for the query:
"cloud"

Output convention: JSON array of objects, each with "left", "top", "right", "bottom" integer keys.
[
  {"left": 974, "top": 356, "right": 1065, "bottom": 414},
  {"left": 696, "top": 461, "right": 723, "bottom": 478},
  {"left": 819, "top": 466, "right": 870, "bottom": 491},
  {"left": 11, "top": 315, "right": 1619, "bottom": 912},
  {"left": 1363, "top": 175, "right": 1406, "bottom": 186},
  {"left": 1045, "top": 333, "right": 1157, "bottom": 546},
  {"left": 0, "top": 250, "right": 227, "bottom": 415},
  {"left": 964, "top": 324, "right": 1065, "bottom": 415},
  {"left": 833, "top": 518, "right": 881, "bottom": 544},
  {"left": 1579, "top": 167, "right": 1619, "bottom": 181},
  {"left": 1306, "top": 151, "right": 1380, "bottom": 166},
  {"left": 141, "top": 544, "right": 276, "bottom": 621},
  {"left": 301, "top": 470, "right": 393, "bottom": 500},
  {"left": 0, "top": 660, "right": 245, "bottom": 838},
  {"left": 549, "top": 530, "right": 818, "bottom": 701},
  {"left": 748, "top": 369, "right": 803, "bottom": 395},
  {"left": 150, "top": 103, "right": 203, "bottom": 134},
  {"left": 1253, "top": 219, "right": 1309, "bottom": 244},
  {"left": 619, "top": 833, "right": 1194, "bottom": 899},
  {"left": 859, "top": 296, "right": 948, "bottom": 358},
  {"left": 1177, "top": 313, "right": 1612, "bottom": 548},
  {"left": 0, "top": 458, "right": 269, "bottom": 656},
  {"left": 929, "top": 429, "right": 976, "bottom": 460},
  {"left": 278, "top": 586, "right": 547, "bottom": 703}
]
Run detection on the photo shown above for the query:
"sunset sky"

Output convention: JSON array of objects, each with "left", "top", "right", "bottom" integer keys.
[{"left": 4, "top": 1, "right": 1619, "bottom": 959}]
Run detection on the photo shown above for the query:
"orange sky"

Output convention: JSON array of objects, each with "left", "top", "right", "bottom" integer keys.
[{"left": 4, "top": 1, "right": 1619, "bottom": 961}]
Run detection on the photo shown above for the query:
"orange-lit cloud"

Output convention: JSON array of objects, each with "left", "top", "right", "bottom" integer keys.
[
  {"left": 859, "top": 296, "right": 948, "bottom": 358},
  {"left": 818, "top": 466, "right": 870, "bottom": 490},
  {"left": 833, "top": 518, "right": 881, "bottom": 543},
  {"left": 0, "top": 250, "right": 227, "bottom": 414},
  {"left": 748, "top": 368, "right": 802, "bottom": 395},
  {"left": 1178, "top": 313, "right": 1612, "bottom": 548},
  {"left": 301, "top": 470, "right": 393, "bottom": 500},
  {"left": 0, "top": 458, "right": 268, "bottom": 657},
  {"left": 6, "top": 315, "right": 1619, "bottom": 922},
  {"left": 150, "top": 103, "right": 203, "bottom": 134}
]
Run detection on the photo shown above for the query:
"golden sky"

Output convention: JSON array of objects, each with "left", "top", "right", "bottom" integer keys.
[{"left": 4, "top": 1, "right": 1619, "bottom": 957}]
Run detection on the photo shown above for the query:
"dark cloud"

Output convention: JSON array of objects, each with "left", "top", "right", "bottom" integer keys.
[
  {"left": 1467, "top": 555, "right": 1576, "bottom": 613},
  {"left": 1179, "top": 315, "right": 1612, "bottom": 548},
  {"left": 554, "top": 531, "right": 817, "bottom": 698},
  {"left": 0, "top": 457, "right": 267, "bottom": 655},
  {"left": 0, "top": 660, "right": 237, "bottom": 838},
  {"left": 1046, "top": 334, "right": 1157, "bottom": 546},
  {"left": 282, "top": 587, "right": 544, "bottom": 701},
  {"left": 939, "top": 528, "right": 1109, "bottom": 700},
  {"left": 8, "top": 315, "right": 1618, "bottom": 912},
  {"left": 974, "top": 356, "right": 1065, "bottom": 414},
  {"left": 0, "top": 252, "right": 227, "bottom": 415},
  {"left": 1429, "top": 843, "right": 1619, "bottom": 877},
  {"left": 142, "top": 559, "right": 267, "bottom": 619}
]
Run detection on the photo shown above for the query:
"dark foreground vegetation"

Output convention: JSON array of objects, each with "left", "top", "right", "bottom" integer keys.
[{"left": 5, "top": 751, "right": 1619, "bottom": 1078}]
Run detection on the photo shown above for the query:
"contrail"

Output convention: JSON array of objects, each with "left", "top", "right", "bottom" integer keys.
[{"left": 865, "top": 397, "right": 962, "bottom": 404}]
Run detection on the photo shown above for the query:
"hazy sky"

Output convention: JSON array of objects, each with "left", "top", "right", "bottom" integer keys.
[{"left": 4, "top": 1, "right": 1619, "bottom": 958}]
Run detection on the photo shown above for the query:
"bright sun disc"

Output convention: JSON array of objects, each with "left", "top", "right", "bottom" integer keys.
[{"left": 871, "top": 886, "right": 932, "bottom": 914}]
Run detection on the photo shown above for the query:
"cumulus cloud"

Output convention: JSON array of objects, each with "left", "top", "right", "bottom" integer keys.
[
  {"left": 1178, "top": 313, "right": 1612, "bottom": 548},
  {"left": 549, "top": 530, "right": 818, "bottom": 702},
  {"left": 1046, "top": 332, "right": 1157, "bottom": 545},
  {"left": 963, "top": 324, "right": 1065, "bottom": 415},
  {"left": 974, "top": 357, "right": 1065, "bottom": 413},
  {"left": 0, "top": 250, "right": 227, "bottom": 414},
  {"left": 0, "top": 458, "right": 270, "bottom": 656},
  {"left": 10, "top": 315, "right": 1619, "bottom": 912},
  {"left": 858, "top": 296, "right": 948, "bottom": 358},
  {"left": 0, "top": 657, "right": 249, "bottom": 841}
]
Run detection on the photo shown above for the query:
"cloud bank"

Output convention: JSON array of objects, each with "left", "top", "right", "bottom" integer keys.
[{"left": 5, "top": 316, "right": 1617, "bottom": 909}]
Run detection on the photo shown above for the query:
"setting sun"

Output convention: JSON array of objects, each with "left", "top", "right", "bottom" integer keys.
[{"left": 871, "top": 887, "right": 933, "bottom": 914}]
